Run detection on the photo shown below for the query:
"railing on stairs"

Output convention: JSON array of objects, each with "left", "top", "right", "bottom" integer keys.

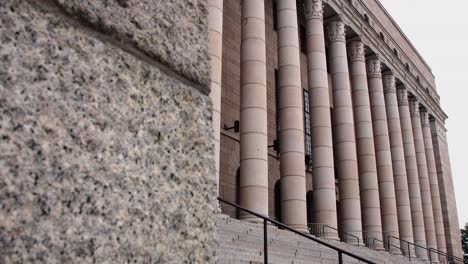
[
  {"left": 307, "top": 223, "right": 360, "bottom": 246},
  {"left": 388, "top": 236, "right": 465, "bottom": 264},
  {"left": 429, "top": 248, "right": 465, "bottom": 264},
  {"left": 368, "top": 237, "right": 403, "bottom": 254},
  {"left": 218, "top": 197, "right": 376, "bottom": 264}
]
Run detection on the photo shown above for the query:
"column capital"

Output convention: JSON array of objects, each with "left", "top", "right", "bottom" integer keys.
[
  {"left": 366, "top": 55, "right": 382, "bottom": 78},
  {"left": 348, "top": 40, "right": 365, "bottom": 62},
  {"left": 409, "top": 98, "right": 420, "bottom": 117},
  {"left": 327, "top": 20, "right": 346, "bottom": 43},
  {"left": 420, "top": 110, "right": 430, "bottom": 127},
  {"left": 397, "top": 87, "right": 409, "bottom": 106},
  {"left": 304, "top": 0, "right": 324, "bottom": 20},
  {"left": 382, "top": 73, "right": 396, "bottom": 94}
]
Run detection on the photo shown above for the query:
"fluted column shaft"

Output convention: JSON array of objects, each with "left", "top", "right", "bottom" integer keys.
[
  {"left": 348, "top": 42, "right": 383, "bottom": 246},
  {"left": 277, "top": 0, "right": 308, "bottom": 232},
  {"left": 397, "top": 87, "right": 427, "bottom": 259},
  {"left": 327, "top": 21, "right": 362, "bottom": 244},
  {"left": 239, "top": 0, "right": 268, "bottom": 221},
  {"left": 366, "top": 57, "right": 400, "bottom": 247},
  {"left": 421, "top": 111, "right": 447, "bottom": 257},
  {"left": 410, "top": 99, "right": 438, "bottom": 261},
  {"left": 382, "top": 73, "right": 414, "bottom": 255},
  {"left": 304, "top": 0, "right": 339, "bottom": 239},
  {"left": 208, "top": 0, "right": 223, "bottom": 197}
]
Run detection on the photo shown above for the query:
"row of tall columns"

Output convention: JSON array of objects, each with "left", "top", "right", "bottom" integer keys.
[
  {"left": 398, "top": 86, "right": 427, "bottom": 258},
  {"left": 397, "top": 87, "right": 427, "bottom": 259},
  {"left": 208, "top": 0, "right": 223, "bottom": 199},
  {"left": 328, "top": 21, "right": 363, "bottom": 244},
  {"left": 276, "top": 0, "right": 308, "bottom": 232},
  {"left": 239, "top": 0, "right": 269, "bottom": 221},
  {"left": 348, "top": 41, "right": 383, "bottom": 247},
  {"left": 421, "top": 111, "right": 447, "bottom": 257},
  {"left": 410, "top": 99, "right": 438, "bottom": 260},
  {"left": 367, "top": 57, "right": 400, "bottom": 245},
  {"left": 229, "top": 0, "right": 450, "bottom": 258},
  {"left": 382, "top": 74, "right": 416, "bottom": 255},
  {"left": 304, "top": 0, "right": 339, "bottom": 239}
]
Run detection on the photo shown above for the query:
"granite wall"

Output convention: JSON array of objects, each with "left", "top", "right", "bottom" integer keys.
[{"left": 0, "top": 0, "right": 217, "bottom": 263}]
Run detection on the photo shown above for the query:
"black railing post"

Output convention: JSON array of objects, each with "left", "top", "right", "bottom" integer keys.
[
  {"left": 388, "top": 237, "right": 392, "bottom": 253},
  {"left": 263, "top": 219, "right": 268, "bottom": 264},
  {"left": 408, "top": 242, "right": 411, "bottom": 261},
  {"left": 338, "top": 252, "right": 343, "bottom": 264},
  {"left": 427, "top": 249, "right": 432, "bottom": 264}
]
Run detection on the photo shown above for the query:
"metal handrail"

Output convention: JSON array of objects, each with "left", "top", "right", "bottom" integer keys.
[
  {"left": 429, "top": 248, "right": 465, "bottom": 264},
  {"left": 323, "top": 224, "right": 360, "bottom": 246},
  {"left": 388, "top": 236, "right": 464, "bottom": 264},
  {"left": 370, "top": 237, "right": 403, "bottom": 253},
  {"left": 388, "top": 236, "right": 425, "bottom": 262},
  {"left": 218, "top": 197, "right": 376, "bottom": 264}
]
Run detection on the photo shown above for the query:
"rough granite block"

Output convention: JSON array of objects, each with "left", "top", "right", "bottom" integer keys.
[
  {"left": 53, "top": 0, "right": 210, "bottom": 88},
  {"left": 0, "top": 0, "right": 216, "bottom": 262}
]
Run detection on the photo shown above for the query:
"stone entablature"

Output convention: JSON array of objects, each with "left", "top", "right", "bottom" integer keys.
[
  {"left": 349, "top": 0, "right": 435, "bottom": 89},
  {"left": 323, "top": 0, "right": 447, "bottom": 124}
]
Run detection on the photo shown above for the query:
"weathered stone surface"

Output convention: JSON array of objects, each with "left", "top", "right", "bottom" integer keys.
[
  {"left": 0, "top": 1, "right": 216, "bottom": 263},
  {"left": 53, "top": 0, "right": 210, "bottom": 88}
]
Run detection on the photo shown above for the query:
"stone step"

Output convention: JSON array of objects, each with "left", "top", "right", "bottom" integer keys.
[{"left": 217, "top": 215, "right": 430, "bottom": 264}]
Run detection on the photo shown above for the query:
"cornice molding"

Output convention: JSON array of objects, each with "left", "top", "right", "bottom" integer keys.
[{"left": 325, "top": 0, "right": 448, "bottom": 123}]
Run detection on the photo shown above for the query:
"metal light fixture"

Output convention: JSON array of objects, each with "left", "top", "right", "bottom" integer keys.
[{"left": 224, "top": 120, "right": 239, "bottom": 133}]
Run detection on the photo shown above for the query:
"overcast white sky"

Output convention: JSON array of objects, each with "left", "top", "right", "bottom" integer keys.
[{"left": 377, "top": 0, "right": 468, "bottom": 228}]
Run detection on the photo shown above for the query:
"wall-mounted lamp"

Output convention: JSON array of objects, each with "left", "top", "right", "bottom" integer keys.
[
  {"left": 224, "top": 120, "right": 239, "bottom": 133},
  {"left": 268, "top": 139, "right": 280, "bottom": 152}
]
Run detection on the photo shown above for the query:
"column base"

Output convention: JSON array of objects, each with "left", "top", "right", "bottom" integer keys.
[
  {"left": 320, "top": 233, "right": 341, "bottom": 242},
  {"left": 240, "top": 215, "right": 267, "bottom": 224},
  {"left": 371, "top": 244, "right": 386, "bottom": 251},
  {"left": 286, "top": 225, "right": 309, "bottom": 234},
  {"left": 388, "top": 248, "right": 403, "bottom": 255}
]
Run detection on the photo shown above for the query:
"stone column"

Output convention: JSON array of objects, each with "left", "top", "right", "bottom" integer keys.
[
  {"left": 431, "top": 119, "right": 463, "bottom": 258},
  {"left": 397, "top": 86, "right": 427, "bottom": 259},
  {"left": 276, "top": 0, "right": 308, "bottom": 232},
  {"left": 303, "top": 0, "right": 339, "bottom": 240},
  {"left": 382, "top": 73, "right": 415, "bottom": 255},
  {"left": 208, "top": 0, "right": 223, "bottom": 198},
  {"left": 348, "top": 41, "right": 383, "bottom": 247},
  {"left": 366, "top": 56, "right": 400, "bottom": 248},
  {"left": 410, "top": 99, "right": 438, "bottom": 261},
  {"left": 421, "top": 111, "right": 447, "bottom": 257},
  {"left": 327, "top": 20, "right": 362, "bottom": 244},
  {"left": 239, "top": 0, "right": 269, "bottom": 221}
]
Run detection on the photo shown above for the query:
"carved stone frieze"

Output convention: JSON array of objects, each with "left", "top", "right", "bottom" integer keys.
[
  {"left": 327, "top": 20, "right": 346, "bottom": 43},
  {"left": 409, "top": 98, "right": 420, "bottom": 117},
  {"left": 366, "top": 56, "right": 381, "bottom": 78},
  {"left": 305, "top": 0, "right": 324, "bottom": 20},
  {"left": 382, "top": 74, "right": 396, "bottom": 94},
  {"left": 348, "top": 40, "right": 365, "bottom": 62},
  {"left": 397, "top": 87, "right": 409, "bottom": 106},
  {"left": 421, "top": 111, "right": 430, "bottom": 127}
]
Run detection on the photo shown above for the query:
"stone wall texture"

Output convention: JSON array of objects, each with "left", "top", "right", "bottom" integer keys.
[{"left": 0, "top": 0, "right": 217, "bottom": 263}]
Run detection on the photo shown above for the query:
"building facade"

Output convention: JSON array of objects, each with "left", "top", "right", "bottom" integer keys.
[{"left": 211, "top": 0, "right": 463, "bottom": 260}]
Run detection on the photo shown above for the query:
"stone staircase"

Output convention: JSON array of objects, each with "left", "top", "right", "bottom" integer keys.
[{"left": 216, "top": 215, "right": 430, "bottom": 264}]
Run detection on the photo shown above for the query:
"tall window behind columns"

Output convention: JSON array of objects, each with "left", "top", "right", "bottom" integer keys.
[{"left": 304, "top": 90, "right": 312, "bottom": 162}]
